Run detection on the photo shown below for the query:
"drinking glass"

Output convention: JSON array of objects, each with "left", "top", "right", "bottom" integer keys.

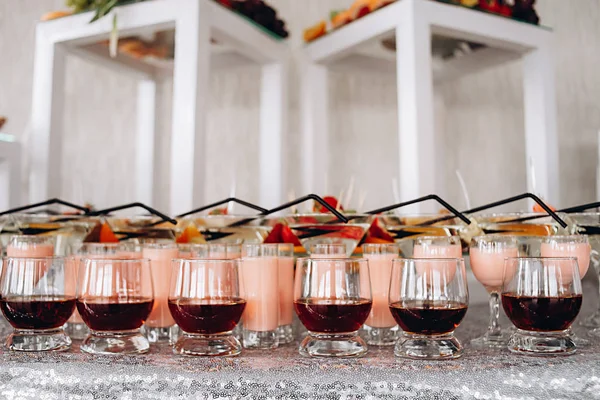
[
  {"left": 309, "top": 243, "right": 347, "bottom": 258},
  {"left": 0, "top": 256, "right": 75, "bottom": 351},
  {"left": 169, "top": 258, "right": 245, "bottom": 356},
  {"left": 412, "top": 236, "right": 461, "bottom": 258},
  {"left": 240, "top": 244, "right": 280, "bottom": 349},
  {"left": 77, "top": 258, "right": 154, "bottom": 355},
  {"left": 502, "top": 257, "right": 582, "bottom": 356},
  {"left": 362, "top": 243, "right": 399, "bottom": 346},
  {"left": 6, "top": 235, "right": 55, "bottom": 257},
  {"left": 276, "top": 244, "right": 295, "bottom": 344},
  {"left": 540, "top": 236, "right": 590, "bottom": 346},
  {"left": 294, "top": 258, "right": 372, "bottom": 357},
  {"left": 469, "top": 236, "right": 518, "bottom": 348},
  {"left": 389, "top": 258, "right": 468, "bottom": 360},
  {"left": 142, "top": 242, "right": 179, "bottom": 343}
]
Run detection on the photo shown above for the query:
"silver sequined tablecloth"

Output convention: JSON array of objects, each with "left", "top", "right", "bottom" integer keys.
[{"left": 1, "top": 283, "right": 600, "bottom": 400}]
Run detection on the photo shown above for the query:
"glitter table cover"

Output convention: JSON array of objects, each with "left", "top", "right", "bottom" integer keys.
[{"left": 1, "top": 286, "right": 600, "bottom": 399}]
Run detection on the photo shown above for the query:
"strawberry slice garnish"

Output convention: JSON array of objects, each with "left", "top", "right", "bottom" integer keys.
[
  {"left": 365, "top": 218, "right": 395, "bottom": 243},
  {"left": 313, "top": 196, "right": 344, "bottom": 213},
  {"left": 281, "top": 225, "right": 302, "bottom": 246},
  {"left": 264, "top": 223, "right": 284, "bottom": 243}
]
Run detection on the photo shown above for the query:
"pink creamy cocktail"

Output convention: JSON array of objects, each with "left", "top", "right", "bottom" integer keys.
[
  {"left": 241, "top": 244, "right": 280, "bottom": 349},
  {"left": 7, "top": 235, "right": 55, "bottom": 257},
  {"left": 413, "top": 236, "right": 462, "bottom": 281},
  {"left": 469, "top": 235, "right": 518, "bottom": 348},
  {"left": 276, "top": 244, "right": 295, "bottom": 344},
  {"left": 363, "top": 243, "right": 399, "bottom": 346},
  {"left": 143, "top": 243, "right": 179, "bottom": 342},
  {"left": 541, "top": 236, "right": 591, "bottom": 278}
]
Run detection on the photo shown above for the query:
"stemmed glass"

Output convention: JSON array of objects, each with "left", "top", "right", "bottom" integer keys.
[
  {"left": 294, "top": 258, "right": 372, "bottom": 357},
  {"left": 169, "top": 258, "right": 246, "bottom": 356},
  {"left": 77, "top": 258, "right": 154, "bottom": 355},
  {"left": 389, "top": 258, "right": 468, "bottom": 359},
  {"left": 502, "top": 257, "right": 583, "bottom": 356},
  {"left": 0, "top": 256, "right": 76, "bottom": 351},
  {"left": 7, "top": 235, "right": 55, "bottom": 257},
  {"left": 469, "top": 236, "right": 518, "bottom": 348}
]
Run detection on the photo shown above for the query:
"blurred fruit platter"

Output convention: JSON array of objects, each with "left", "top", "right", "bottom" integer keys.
[
  {"left": 42, "top": 0, "right": 288, "bottom": 62},
  {"left": 303, "top": 0, "right": 541, "bottom": 43}
]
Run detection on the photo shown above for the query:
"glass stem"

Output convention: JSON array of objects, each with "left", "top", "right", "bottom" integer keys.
[{"left": 487, "top": 292, "right": 502, "bottom": 337}]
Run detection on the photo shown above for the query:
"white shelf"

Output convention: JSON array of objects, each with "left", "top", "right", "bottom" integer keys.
[
  {"left": 300, "top": 0, "right": 559, "bottom": 211},
  {"left": 30, "top": 0, "right": 290, "bottom": 214}
]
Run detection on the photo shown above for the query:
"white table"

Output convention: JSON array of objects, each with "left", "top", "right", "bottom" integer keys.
[
  {"left": 301, "top": 0, "right": 558, "bottom": 211},
  {"left": 0, "top": 135, "right": 21, "bottom": 210},
  {"left": 30, "top": 0, "right": 289, "bottom": 214}
]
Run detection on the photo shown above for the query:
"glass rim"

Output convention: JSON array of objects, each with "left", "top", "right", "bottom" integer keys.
[
  {"left": 542, "top": 235, "right": 589, "bottom": 241},
  {"left": 79, "top": 257, "right": 152, "bottom": 263},
  {"left": 141, "top": 242, "right": 178, "bottom": 249},
  {"left": 414, "top": 235, "right": 460, "bottom": 240},
  {"left": 8, "top": 234, "right": 56, "bottom": 241},
  {"left": 471, "top": 234, "right": 519, "bottom": 241},
  {"left": 362, "top": 243, "right": 399, "bottom": 249},
  {"left": 172, "top": 258, "right": 240, "bottom": 264},
  {"left": 3, "top": 256, "right": 64, "bottom": 261},
  {"left": 396, "top": 257, "right": 464, "bottom": 262},
  {"left": 504, "top": 256, "right": 578, "bottom": 262},
  {"left": 304, "top": 257, "right": 368, "bottom": 263}
]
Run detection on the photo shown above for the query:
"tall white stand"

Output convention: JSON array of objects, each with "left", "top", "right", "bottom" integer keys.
[{"left": 30, "top": 0, "right": 289, "bottom": 215}]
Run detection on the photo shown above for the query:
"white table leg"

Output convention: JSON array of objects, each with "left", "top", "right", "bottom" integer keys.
[
  {"left": 300, "top": 62, "right": 329, "bottom": 197},
  {"left": 395, "top": 7, "right": 436, "bottom": 212},
  {"left": 30, "top": 36, "right": 66, "bottom": 203},
  {"left": 169, "top": 0, "right": 211, "bottom": 215},
  {"left": 259, "top": 62, "right": 287, "bottom": 208},
  {"left": 135, "top": 79, "right": 157, "bottom": 206},
  {"left": 523, "top": 42, "right": 559, "bottom": 205}
]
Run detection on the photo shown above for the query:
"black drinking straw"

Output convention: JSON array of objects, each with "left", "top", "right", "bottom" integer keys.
[
  {"left": 227, "top": 194, "right": 349, "bottom": 227},
  {"left": 366, "top": 194, "right": 471, "bottom": 225},
  {"left": 176, "top": 198, "right": 268, "bottom": 218},
  {"left": 0, "top": 198, "right": 91, "bottom": 217},
  {"left": 497, "top": 200, "right": 600, "bottom": 225},
  {"left": 424, "top": 192, "right": 568, "bottom": 228},
  {"left": 88, "top": 202, "right": 177, "bottom": 225}
]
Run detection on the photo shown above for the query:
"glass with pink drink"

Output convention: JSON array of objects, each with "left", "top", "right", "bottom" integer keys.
[
  {"left": 240, "top": 244, "right": 280, "bottom": 349},
  {"left": 143, "top": 242, "right": 179, "bottom": 343},
  {"left": 362, "top": 244, "right": 399, "bottom": 346},
  {"left": 413, "top": 236, "right": 461, "bottom": 258},
  {"left": 469, "top": 236, "right": 518, "bottom": 348},
  {"left": 276, "top": 244, "right": 295, "bottom": 344},
  {"left": 178, "top": 243, "right": 241, "bottom": 259},
  {"left": 6, "top": 235, "right": 55, "bottom": 257}
]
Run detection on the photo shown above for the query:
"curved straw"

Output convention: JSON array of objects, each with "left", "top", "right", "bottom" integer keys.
[
  {"left": 175, "top": 198, "right": 268, "bottom": 218},
  {"left": 261, "top": 194, "right": 348, "bottom": 223},
  {"left": 366, "top": 194, "right": 471, "bottom": 225},
  {"left": 499, "top": 200, "right": 600, "bottom": 225},
  {"left": 88, "top": 202, "right": 177, "bottom": 225},
  {"left": 426, "top": 192, "right": 567, "bottom": 228},
  {"left": 0, "top": 198, "right": 91, "bottom": 217}
]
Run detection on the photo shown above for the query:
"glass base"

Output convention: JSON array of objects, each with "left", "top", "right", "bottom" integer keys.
[
  {"left": 299, "top": 332, "right": 368, "bottom": 358},
  {"left": 142, "top": 325, "right": 179, "bottom": 344},
  {"left": 567, "top": 328, "right": 590, "bottom": 347},
  {"left": 362, "top": 325, "right": 399, "bottom": 346},
  {"left": 277, "top": 324, "right": 294, "bottom": 344},
  {"left": 470, "top": 330, "right": 510, "bottom": 349},
  {"left": 508, "top": 329, "right": 576, "bottom": 356},
  {"left": 173, "top": 332, "right": 241, "bottom": 357},
  {"left": 80, "top": 330, "right": 150, "bottom": 355},
  {"left": 6, "top": 328, "right": 71, "bottom": 352},
  {"left": 394, "top": 332, "right": 462, "bottom": 360},
  {"left": 243, "top": 329, "right": 279, "bottom": 349},
  {"left": 65, "top": 322, "right": 89, "bottom": 341}
]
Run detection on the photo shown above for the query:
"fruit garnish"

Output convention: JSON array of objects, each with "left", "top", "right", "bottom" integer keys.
[
  {"left": 313, "top": 196, "right": 344, "bottom": 213},
  {"left": 83, "top": 221, "right": 119, "bottom": 243},
  {"left": 209, "top": 207, "right": 228, "bottom": 216},
  {"left": 532, "top": 201, "right": 557, "bottom": 213},
  {"left": 303, "top": 21, "right": 327, "bottom": 42},
  {"left": 366, "top": 218, "right": 395, "bottom": 242},
  {"left": 263, "top": 223, "right": 302, "bottom": 246},
  {"left": 176, "top": 224, "right": 205, "bottom": 244},
  {"left": 331, "top": 10, "right": 352, "bottom": 28},
  {"left": 460, "top": 0, "right": 479, "bottom": 7},
  {"left": 41, "top": 10, "right": 73, "bottom": 21}
]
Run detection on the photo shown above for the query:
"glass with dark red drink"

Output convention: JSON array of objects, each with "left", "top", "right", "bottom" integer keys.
[
  {"left": 169, "top": 258, "right": 245, "bottom": 356},
  {"left": 389, "top": 258, "right": 468, "bottom": 360},
  {"left": 294, "top": 258, "right": 372, "bottom": 357},
  {"left": 0, "top": 256, "right": 76, "bottom": 351},
  {"left": 77, "top": 258, "right": 154, "bottom": 355},
  {"left": 502, "top": 257, "right": 583, "bottom": 356}
]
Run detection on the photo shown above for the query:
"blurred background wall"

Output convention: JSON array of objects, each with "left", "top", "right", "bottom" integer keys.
[{"left": 1, "top": 0, "right": 599, "bottom": 211}]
